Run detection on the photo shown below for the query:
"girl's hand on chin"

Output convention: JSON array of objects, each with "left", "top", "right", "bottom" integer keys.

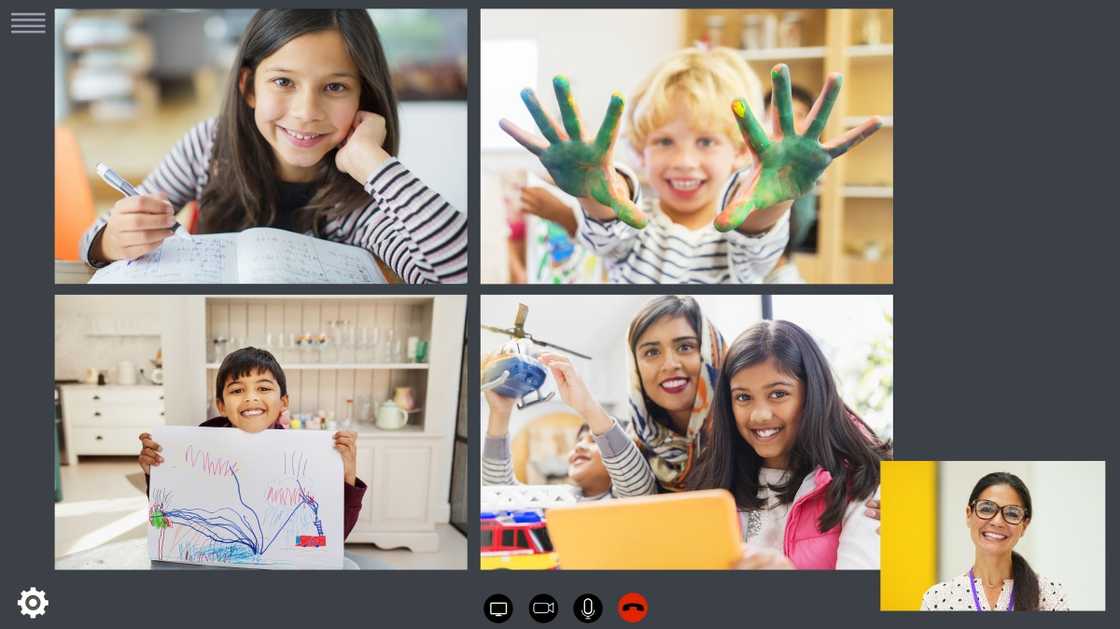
[{"left": 335, "top": 110, "right": 392, "bottom": 185}]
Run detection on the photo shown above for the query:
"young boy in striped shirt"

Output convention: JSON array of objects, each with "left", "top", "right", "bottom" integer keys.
[{"left": 500, "top": 47, "right": 880, "bottom": 284}]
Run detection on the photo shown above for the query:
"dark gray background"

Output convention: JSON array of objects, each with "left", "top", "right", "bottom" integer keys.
[{"left": 7, "top": 0, "right": 1116, "bottom": 626}]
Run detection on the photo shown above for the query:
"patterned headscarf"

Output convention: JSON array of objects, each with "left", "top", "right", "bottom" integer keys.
[{"left": 626, "top": 315, "right": 726, "bottom": 491}]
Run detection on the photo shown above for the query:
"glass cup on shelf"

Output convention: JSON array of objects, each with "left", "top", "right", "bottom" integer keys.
[
  {"left": 280, "top": 333, "right": 293, "bottom": 364},
  {"left": 370, "top": 327, "right": 382, "bottom": 363},
  {"left": 312, "top": 331, "right": 327, "bottom": 364},
  {"left": 356, "top": 327, "right": 368, "bottom": 363},
  {"left": 343, "top": 320, "right": 357, "bottom": 364},
  {"left": 384, "top": 329, "right": 397, "bottom": 363},
  {"left": 294, "top": 333, "right": 307, "bottom": 363},
  {"left": 355, "top": 394, "right": 372, "bottom": 424},
  {"left": 323, "top": 330, "right": 333, "bottom": 363}
]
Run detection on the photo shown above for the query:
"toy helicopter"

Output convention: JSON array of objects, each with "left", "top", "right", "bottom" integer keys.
[{"left": 480, "top": 303, "right": 591, "bottom": 410}]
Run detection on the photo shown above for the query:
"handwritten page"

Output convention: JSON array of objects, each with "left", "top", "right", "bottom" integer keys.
[
  {"left": 237, "top": 228, "right": 385, "bottom": 284},
  {"left": 88, "top": 227, "right": 385, "bottom": 284},
  {"left": 89, "top": 235, "right": 238, "bottom": 284},
  {"left": 147, "top": 426, "right": 343, "bottom": 570}
]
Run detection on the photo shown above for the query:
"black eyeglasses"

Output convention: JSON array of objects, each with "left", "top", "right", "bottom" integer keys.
[{"left": 970, "top": 499, "right": 1028, "bottom": 525}]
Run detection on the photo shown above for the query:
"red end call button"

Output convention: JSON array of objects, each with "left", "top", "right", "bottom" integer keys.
[{"left": 617, "top": 592, "right": 648, "bottom": 623}]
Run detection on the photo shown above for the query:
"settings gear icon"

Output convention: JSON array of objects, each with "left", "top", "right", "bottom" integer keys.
[{"left": 18, "top": 587, "right": 48, "bottom": 619}]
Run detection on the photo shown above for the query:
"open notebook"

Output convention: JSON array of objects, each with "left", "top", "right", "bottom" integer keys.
[{"left": 89, "top": 227, "right": 386, "bottom": 284}]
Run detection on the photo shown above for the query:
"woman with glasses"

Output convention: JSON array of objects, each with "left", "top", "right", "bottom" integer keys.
[{"left": 920, "top": 472, "right": 1068, "bottom": 611}]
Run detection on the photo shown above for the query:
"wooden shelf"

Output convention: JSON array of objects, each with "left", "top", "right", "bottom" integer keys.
[
  {"left": 739, "top": 46, "right": 826, "bottom": 61},
  {"left": 843, "top": 115, "right": 893, "bottom": 128},
  {"left": 843, "top": 186, "right": 893, "bottom": 199},
  {"left": 286, "top": 424, "right": 437, "bottom": 437},
  {"left": 847, "top": 43, "right": 893, "bottom": 57},
  {"left": 205, "top": 363, "right": 429, "bottom": 370},
  {"left": 354, "top": 424, "right": 435, "bottom": 437},
  {"left": 687, "top": 9, "right": 893, "bottom": 284},
  {"left": 791, "top": 252, "right": 824, "bottom": 284},
  {"left": 843, "top": 255, "right": 893, "bottom": 284},
  {"left": 202, "top": 295, "right": 435, "bottom": 304},
  {"left": 739, "top": 43, "right": 891, "bottom": 62}
]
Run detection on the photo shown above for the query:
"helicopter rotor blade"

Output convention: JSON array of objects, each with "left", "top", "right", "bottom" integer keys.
[
  {"left": 526, "top": 335, "right": 592, "bottom": 360},
  {"left": 481, "top": 324, "right": 523, "bottom": 338}
]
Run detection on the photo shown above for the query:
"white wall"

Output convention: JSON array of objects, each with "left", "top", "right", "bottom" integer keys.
[
  {"left": 938, "top": 461, "right": 1106, "bottom": 611},
  {"left": 54, "top": 295, "right": 163, "bottom": 381},
  {"left": 55, "top": 295, "right": 205, "bottom": 424},
  {"left": 398, "top": 101, "right": 467, "bottom": 213},
  {"left": 481, "top": 9, "right": 682, "bottom": 156},
  {"left": 160, "top": 296, "right": 208, "bottom": 426}
]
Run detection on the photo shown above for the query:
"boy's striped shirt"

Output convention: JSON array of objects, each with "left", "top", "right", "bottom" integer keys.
[
  {"left": 79, "top": 118, "right": 467, "bottom": 284},
  {"left": 575, "top": 164, "right": 789, "bottom": 284}
]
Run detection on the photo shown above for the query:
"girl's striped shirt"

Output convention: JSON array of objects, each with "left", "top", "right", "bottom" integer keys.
[
  {"left": 80, "top": 118, "right": 467, "bottom": 284},
  {"left": 575, "top": 164, "right": 789, "bottom": 284}
]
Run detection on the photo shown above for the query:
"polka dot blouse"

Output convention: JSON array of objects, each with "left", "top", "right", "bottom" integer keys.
[{"left": 920, "top": 572, "right": 1069, "bottom": 611}]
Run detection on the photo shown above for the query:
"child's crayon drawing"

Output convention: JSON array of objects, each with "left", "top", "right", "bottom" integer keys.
[{"left": 147, "top": 427, "right": 343, "bottom": 570}]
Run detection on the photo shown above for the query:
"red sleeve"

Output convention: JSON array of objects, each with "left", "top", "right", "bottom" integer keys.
[{"left": 343, "top": 477, "right": 368, "bottom": 540}]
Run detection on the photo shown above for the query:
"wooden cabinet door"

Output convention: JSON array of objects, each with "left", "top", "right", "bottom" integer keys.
[{"left": 369, "top": 442, "right": 434, "bottom": 531}]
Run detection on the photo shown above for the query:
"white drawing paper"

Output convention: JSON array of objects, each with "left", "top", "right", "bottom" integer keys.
[{"left": 147, "top": 426, "right": 344, "bottom": 570}]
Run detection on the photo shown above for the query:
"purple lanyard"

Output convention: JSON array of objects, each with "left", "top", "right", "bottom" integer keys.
[{"left": 969, "top": 568, "right": 1016, "bottom": 611}]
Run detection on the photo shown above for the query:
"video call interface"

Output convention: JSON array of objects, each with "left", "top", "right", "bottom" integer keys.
[{"left": 1, "top": 1, "right": 1112, "bottom": 627}]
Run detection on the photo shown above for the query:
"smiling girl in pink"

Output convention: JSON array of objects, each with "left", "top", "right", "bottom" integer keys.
[
  {"left": 80, "top": 10, "right": 466, "bottom": 284},
  {"left": 690, "top": 319, "right": 890, "bottom": 569}
]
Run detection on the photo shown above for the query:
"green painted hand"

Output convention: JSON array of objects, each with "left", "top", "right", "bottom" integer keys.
[
  {"left": 499, "top": 76, "right": 649, "bottom": 229},
  {"left": 714, "top": 64, "right": 883, "bottom": 233}
]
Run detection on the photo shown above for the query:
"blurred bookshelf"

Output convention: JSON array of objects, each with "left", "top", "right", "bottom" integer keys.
[{"left": 684, "top": 8, "right": 894, "bottom": 284}]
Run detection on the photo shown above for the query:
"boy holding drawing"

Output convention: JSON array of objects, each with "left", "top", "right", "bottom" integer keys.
[{"left": 138, "top": 347, "right": 366, "bottom": 538}]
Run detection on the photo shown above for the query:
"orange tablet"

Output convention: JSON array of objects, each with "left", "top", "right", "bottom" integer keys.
[{"left": 545, "top": 489, "right": 742, "bottom": 569}]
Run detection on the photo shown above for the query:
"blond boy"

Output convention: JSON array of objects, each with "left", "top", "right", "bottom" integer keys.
[{"left": 500, "top": 47, "right": 879, "bottom": 283}]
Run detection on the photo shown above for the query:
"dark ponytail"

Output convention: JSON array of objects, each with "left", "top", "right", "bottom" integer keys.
[
  {"left": 1010, "top": 551, "right": 1040, "bottom": 611},
  {"left": 968, "top": 472, "right": 1039, "bottom": 611}
]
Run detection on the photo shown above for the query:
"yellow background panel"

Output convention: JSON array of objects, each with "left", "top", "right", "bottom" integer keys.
[{"left": 881, "top": 461, "right": 937, "bottom": 610}]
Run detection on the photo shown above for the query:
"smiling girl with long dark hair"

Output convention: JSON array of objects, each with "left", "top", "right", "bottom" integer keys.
[
  {"left": 80, "top": 9, "right": 466, "bottom": 284},
  {"left": 690, "top": 319, "right": 890, "bottom": 569}
]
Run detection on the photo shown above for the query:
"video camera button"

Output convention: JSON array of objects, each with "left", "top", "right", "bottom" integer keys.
[{"left": 529, "top": 593, "right": 558, "bottom": 623}]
